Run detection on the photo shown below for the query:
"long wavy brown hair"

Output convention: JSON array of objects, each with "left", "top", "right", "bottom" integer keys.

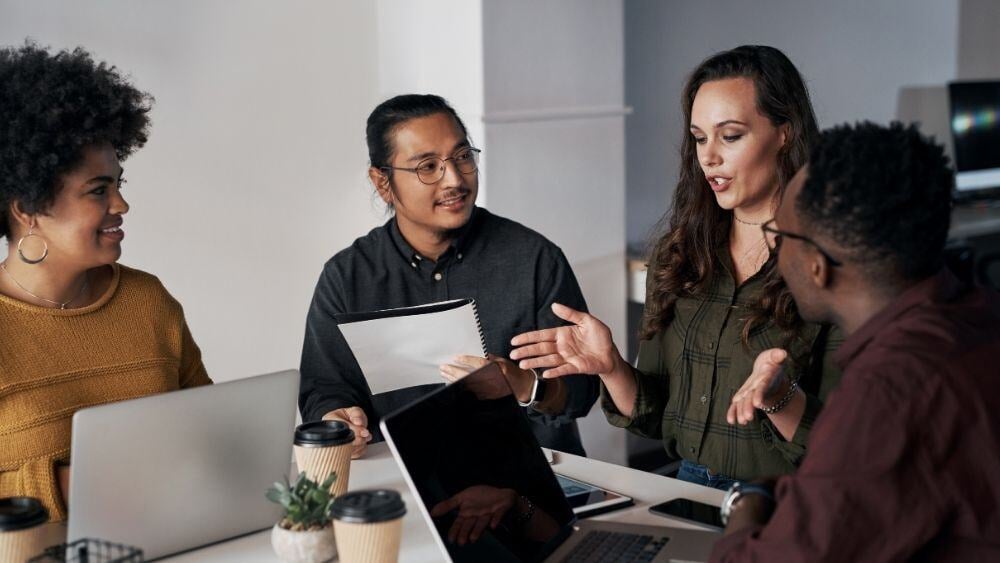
[{"left": 640, "top": 45, "right": 820, "bottom": 344}]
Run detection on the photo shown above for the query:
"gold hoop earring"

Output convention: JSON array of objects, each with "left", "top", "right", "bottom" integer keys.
[{"left": 17, "top": 227, "right": 48, "bottom": 264}]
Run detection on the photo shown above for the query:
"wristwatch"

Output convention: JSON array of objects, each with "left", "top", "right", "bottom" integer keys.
[
  {"left": 720, "top": 482, "right": 775, "bottom": 525},
  {"left": 517, "top": 369, "right": 547, "bottom": 409}
]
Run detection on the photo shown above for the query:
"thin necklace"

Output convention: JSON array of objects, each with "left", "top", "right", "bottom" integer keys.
[
  {"left": 0, "top": 262, "right": 89, "bottom": 309},
  {"left": 734, "top": 215, "right": 770, "bottom": 227}
]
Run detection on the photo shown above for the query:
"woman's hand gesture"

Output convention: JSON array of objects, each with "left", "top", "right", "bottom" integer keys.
[
  {"left": 727, "top": 348, "right": 790, "bottom": 425},
  {"left": 510, "top": 303, "right": 620, "bottom": 378}
]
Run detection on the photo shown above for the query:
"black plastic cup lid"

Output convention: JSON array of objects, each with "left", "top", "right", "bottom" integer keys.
[
  {"left": 330, "top": 489, "right": 406, "bottom": 523},
  {"left": 0, "top": 497, "right": 48, "bottom": 532},
  {"left": 294, "top": 420, "right": 355, "bottom": 447}
]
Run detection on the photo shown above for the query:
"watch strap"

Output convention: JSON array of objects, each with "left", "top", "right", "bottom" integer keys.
[
  {"left": 517, "top": 369, "right": 547, "bottom": 408},
  {"left": 720, "top": 482, "right": 775, "bottom": 525}
]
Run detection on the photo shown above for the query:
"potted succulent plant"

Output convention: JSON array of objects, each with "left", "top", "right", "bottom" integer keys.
[{"left": 266, "top": 472, "right": 338, "bottom": 563}]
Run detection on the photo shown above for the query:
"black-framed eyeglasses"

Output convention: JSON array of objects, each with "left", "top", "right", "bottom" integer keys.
[
  {"left": 380, "top": 147, "right": 481, "bottom": 185},
  {"left": 761, "top": 219, "right": 843, "bottom": 267}
]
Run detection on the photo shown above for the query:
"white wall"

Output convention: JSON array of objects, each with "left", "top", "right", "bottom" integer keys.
[
  {"left": 375, "top": 0, "right": 487, "bottom": 201},
  {"left": 957, "top": 0, "right": 1000, "bottom": 80},
  {"left": 0, "top": 1, "right": 383, "bottom": 382},
  {"left": 624, "top": 0, "right": 961, "bottom": 247},
  {"left": 2, "top": 0, "right": 631, "bottom": 463},
  {"left": 483, "top": 0, "right": 628, "bottom": 464},
  {"left": 374, "top": 0, "right": 630, "bottom": 463}
]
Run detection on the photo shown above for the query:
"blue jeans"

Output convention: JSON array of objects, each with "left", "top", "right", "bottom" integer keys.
[{"left": 676, "top": 460, "right": 740, "bottom": 491}]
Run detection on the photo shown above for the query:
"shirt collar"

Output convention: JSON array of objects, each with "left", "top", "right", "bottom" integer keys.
[
  {"left": 388, "top": 206, "right": 483, "bottom": 267},
  {"left": 832, "top": 268, "right": 962, "bottom": 370},
  {"left": 450, "top": 205, "right": 482, "bottom": 255}
]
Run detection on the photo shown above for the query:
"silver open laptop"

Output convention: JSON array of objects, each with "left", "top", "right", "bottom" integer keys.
[
  {"left": 380, "top": 363, "right": 720, "bottom": 562},
  {"left": 68, "top": 370, "right": 299, "bottom": 560}
]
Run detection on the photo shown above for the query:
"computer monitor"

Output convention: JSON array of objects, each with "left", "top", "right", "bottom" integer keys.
[{"left": 948, "top": 81, "right": 1000, "bottom": 201}]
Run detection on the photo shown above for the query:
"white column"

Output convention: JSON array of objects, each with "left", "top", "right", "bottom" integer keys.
[{"left": 376, "top": 0, "right": 628, "bottom": 464}]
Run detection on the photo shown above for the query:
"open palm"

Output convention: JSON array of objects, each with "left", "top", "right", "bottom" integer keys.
[{"left": 510, "top": 303, "right": 619, "bottom": 378}]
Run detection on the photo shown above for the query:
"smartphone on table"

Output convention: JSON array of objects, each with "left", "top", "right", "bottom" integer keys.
[
  {"left": 648, "top": 498, "right": 724, "bottom": 531},
  {"left": 555, "top": 474, "right": 634, "bottom": 518}
]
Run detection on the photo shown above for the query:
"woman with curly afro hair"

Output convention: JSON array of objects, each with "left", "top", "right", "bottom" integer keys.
[{"left": 0, "top": 42, "right": 212, "bottom": 523}]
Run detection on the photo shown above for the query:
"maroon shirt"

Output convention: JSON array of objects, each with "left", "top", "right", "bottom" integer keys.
[{"left": 712, "top": 269, "right": 1000, "bottom": 562}]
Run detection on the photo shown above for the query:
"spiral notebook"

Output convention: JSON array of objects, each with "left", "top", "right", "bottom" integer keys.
[{"left": 335, "top": 298, "right": 488, "bottom": 395}]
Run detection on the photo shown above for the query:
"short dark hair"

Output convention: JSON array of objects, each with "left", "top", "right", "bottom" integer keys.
[
  {"left": 0, "top": 41, "right": 153, "bottom": 239},
  {"left": 365, "top": 94, "right": 469, "bottom": 170},
  {"left": 798, "top": 121, "right": 954, "bottom": 281}
]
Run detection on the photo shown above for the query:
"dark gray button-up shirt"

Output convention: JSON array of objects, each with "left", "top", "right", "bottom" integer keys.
[{"left": 299, "top": 207, "right": 599, "bottom": 455}]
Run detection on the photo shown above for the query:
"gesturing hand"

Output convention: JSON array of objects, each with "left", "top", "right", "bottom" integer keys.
[
  {"left": 321, "top": 406, "right": 372, "bottom": 459},
  {"left": 430, "top": 485, "right": 518, "bottom": 546},
  {"left": 727, "top": 348, "right": 789, "bottom": 426},
  {"left": 509, "top": 303, "right": 620, "bottom": 378}
]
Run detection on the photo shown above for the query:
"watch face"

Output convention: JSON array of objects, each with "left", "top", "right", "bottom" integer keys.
[
  {"left": 720, "top": 483, "right": 742, "bottom": 524},
  {"left": 517, "top": 374, "right": 542, "bottom": 407},
  {"left": 533, "top": 377, "right": 546, "bottom": 403}
]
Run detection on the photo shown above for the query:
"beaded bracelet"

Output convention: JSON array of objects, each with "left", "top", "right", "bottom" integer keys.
[
  {"left": 760, "top": 378, "right": 799, "bottom": 414},
  {"left": 513, "top": 495, "right": 535, "bottom": 527}
]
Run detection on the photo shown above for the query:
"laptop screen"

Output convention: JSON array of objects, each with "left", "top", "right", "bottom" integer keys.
[{"left": 381, "top": 363, "right": 576, "bottom": 562}]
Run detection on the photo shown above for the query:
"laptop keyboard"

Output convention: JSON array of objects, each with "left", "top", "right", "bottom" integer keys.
[{"left": 560, "top": 530, "right": 670, "bottom": 562}]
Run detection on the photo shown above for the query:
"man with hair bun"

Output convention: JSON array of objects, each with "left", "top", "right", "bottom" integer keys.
[
  {"left": 712, "top": 122, "right": 1000, "bottom": 562},
  {"left": 299, "top": 94, "right": 598, "bottom": 459}
]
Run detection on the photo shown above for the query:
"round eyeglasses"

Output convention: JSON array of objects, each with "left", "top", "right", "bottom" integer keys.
[
  {"left": 761, "top": 219, "right": 843, "bottom": 267},
  {"left": 381, "top": 147, "right": 481, "bottom": 185}
]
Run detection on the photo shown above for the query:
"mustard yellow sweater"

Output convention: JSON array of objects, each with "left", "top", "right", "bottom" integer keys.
[{"left": 0, "top": 264, "right": 212, "bottom": 521}]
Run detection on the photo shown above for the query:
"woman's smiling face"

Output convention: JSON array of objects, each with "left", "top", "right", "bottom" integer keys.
[
  {"left": 690, "top": 77, "right": 788, "bottom": 217},
  {"left": 29, "top": 143, "right": 130, "bottom": 269}
]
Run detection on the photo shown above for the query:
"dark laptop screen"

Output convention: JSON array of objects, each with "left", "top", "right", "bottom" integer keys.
[{"left": 381, "top": 364, "right": 575, "bottom": 562}]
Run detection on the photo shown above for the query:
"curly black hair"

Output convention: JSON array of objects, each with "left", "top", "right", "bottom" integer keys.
[
  {"left": 0, "top": 41, "right": 153, "bottom": 238},
  {"left": 798, "top": 121, "right": 954, "bottom": 281}
]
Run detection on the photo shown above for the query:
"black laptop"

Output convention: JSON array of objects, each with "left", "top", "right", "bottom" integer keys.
[{"left": 380, "top": 363, "right": 719, "bottom": 562}]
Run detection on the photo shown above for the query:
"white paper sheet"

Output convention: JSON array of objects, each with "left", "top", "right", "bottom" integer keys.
[{"left": 337, "top": 300, "right": 487, "bottom": 395}]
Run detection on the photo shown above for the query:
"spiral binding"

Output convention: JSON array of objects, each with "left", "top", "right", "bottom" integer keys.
[{"left": 469, "top": 299, "right": 488, "bottom": 355}]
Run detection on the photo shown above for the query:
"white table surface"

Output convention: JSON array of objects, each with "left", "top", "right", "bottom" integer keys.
[
  {"left": 162, "top": 443, "right": 724, "bottom": 562},
  {"left": 952, "top": 203, "right": 1000, "bottom": 240}
]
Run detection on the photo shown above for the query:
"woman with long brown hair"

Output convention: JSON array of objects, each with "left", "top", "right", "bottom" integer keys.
[{"left": 511, "top": 45, "right": 842, "bottom": 489}]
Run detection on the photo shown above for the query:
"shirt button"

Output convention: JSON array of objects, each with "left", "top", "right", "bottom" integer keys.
[
  {"left": 410, "top": 262, "right": 417, "bottom": 268},
  {"left": 434, "top": 272, "right": 443, "bottom": 281},
  {"left": 700, "top": 395, "right": 708, "bottom": 404},
  {"left": 457, "top": 253, "right": 463, "bottom": 261},
  {"left": 689, "top": 447, "right": 696, "bottom": 454},
  {"left": 707, "top": 342, "right": 715, "bottom": 350}
]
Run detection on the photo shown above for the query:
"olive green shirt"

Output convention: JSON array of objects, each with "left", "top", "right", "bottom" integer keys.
[{"left": 603, "top": 254, "right": 843, "bottom": 481}]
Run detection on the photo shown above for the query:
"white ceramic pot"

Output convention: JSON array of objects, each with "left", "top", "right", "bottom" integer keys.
[{"left": 270, "top": 523, "right": 337, "bottom": 563}]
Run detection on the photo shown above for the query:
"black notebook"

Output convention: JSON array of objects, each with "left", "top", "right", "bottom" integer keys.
[{"left": 335, "top": 298, "right": 488, "bottom": 394}]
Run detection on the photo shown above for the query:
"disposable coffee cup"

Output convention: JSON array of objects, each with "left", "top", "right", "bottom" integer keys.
[
  {"left": 0, "top": 497, "right": 49, "bottom": 562},
  {"left": 293, "top": 420, "right": 355, "bottom": 496},
  {"left": 331, "top": 489, "right": 406, "bottom": 563}
]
